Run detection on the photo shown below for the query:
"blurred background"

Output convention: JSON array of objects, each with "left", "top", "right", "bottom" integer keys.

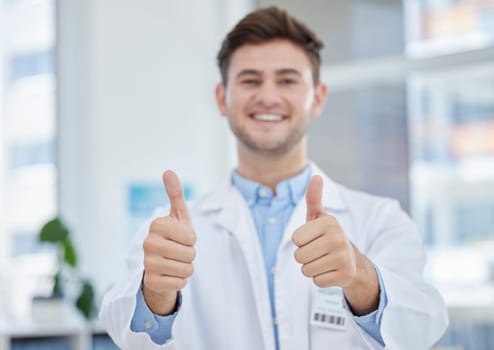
[{"left": 0, "top": 0, "right": 493, "bottom": 349}]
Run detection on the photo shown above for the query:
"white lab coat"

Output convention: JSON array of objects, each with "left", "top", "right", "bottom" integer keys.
[{"left": 100, "top": 164, "right": 448, "bottom": 350}]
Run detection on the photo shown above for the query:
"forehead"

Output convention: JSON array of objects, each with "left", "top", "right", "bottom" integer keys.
[{"left": 228, "top": 40, "right": 313, "bottom": 77}]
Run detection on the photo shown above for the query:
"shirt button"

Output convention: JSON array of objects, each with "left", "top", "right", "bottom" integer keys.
[
  {"left": 268, "top": 217, "right": 277, "bottom": 224},
  {"left": 144, "top": 320, "right": 153, "bottom": 329},
  {"left": 273, "top": 317, "right": 278, "bottom": 325},
  {"left": 259, "top": 188, "right": 269, "bottom": 197},
  {"left": 271, "top": 267, "right": 277, "bottom": 275}
]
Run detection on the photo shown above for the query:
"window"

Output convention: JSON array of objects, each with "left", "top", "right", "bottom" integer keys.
[
  {"left": 406, "top": 0, "right": 494, "bottom": 57},
  {"left": 409, "top": 65, "right": 494, "bottom": 248},
  {"left": 409, "top": 66, "right": 494, "bottom": 349},
  {"left": 0, "top": 0, "right": 57, "bottom": 320}
]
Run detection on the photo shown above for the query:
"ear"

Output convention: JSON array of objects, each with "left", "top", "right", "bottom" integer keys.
[
  {"left": 215, "top": 82, "right": 228, "bottom": 117},
  {"left": 310, "top": 82, "right": 328, "bottom": 119}
]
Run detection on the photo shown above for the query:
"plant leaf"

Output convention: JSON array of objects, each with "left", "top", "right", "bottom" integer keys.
[
  {"left": 39, "top": 217, "right": 69, "bottom": 243},
  {"left": 62, "top": 237, "right": 77, "bottom": 267},
  {"left": 76, "top": 281, "right": 96, "bottom": 320},
  {"left": 52, "top": 272, "right": 64, "bottom": 298}
]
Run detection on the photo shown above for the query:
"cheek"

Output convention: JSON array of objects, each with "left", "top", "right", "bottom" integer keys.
[
  {"left": 293, "top": 91, "right": 314, "bottom": 112},
  {"left": 227, "top": 89, "right": 252, "bottom": 112},
  {"left": 303, "top": 95, "right": 314, "bottom": 111},
  {"left": 285, "top": 85, "right": 314, "bottom": 110}
]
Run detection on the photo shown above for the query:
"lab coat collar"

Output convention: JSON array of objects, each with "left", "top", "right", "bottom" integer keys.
[{"left": 195, "top": 162, "right": 347, "bottom": 215}]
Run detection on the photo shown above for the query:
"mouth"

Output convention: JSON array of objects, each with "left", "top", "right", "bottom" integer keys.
[{"left": 249, "top": 113, "right": 286, "bottom": 122}]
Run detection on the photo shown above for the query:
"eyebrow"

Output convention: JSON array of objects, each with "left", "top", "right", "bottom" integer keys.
[
  {"left": 236, "top": 69, "right": 262, "bottom": 79},
  {"left": 276, "top": 68, "right": 302, "bottom": 77},
  {"left": 235, "top": 68, "right": 302, "bottom": 80}
]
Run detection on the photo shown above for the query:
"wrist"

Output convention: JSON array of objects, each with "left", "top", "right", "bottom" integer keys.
[
  {"left": 141, "top": 277, "right": 178, "bottom": 316},
  {"left": 343, "top": 248, "right": 379, "bottom": 316}
]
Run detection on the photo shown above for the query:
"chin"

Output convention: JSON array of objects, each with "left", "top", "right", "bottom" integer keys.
[{"left": 247, "top": 142, "right": 294, "bottom": 156}]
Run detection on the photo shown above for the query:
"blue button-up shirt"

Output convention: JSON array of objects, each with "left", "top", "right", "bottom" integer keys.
[{"left": 131, "top": 168, "right": 387, "bottom": 346}]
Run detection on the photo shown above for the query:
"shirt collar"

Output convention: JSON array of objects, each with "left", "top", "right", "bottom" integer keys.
[
  {"left": 231, "top": 166, "right": 311, "bottom": 207},
  {"left": 195, "top": 162, "right": 347, "bottom": 215}
]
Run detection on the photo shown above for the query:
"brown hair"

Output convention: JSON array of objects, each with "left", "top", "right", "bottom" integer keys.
[{"left": 217, "top": 6, "right": 324, "bottom": 85}]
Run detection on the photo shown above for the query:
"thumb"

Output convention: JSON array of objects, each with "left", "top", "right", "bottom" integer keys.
[
  {"left": 162, "top": 170, "right": 191, "bottom": 225},
  {"left": 306, "top": 175, "right": 324, "bottom": 221}
]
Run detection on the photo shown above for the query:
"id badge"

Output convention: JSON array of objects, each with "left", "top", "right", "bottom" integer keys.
[{"left": 310, "top": 287, "right": 348, "bottom": 331}]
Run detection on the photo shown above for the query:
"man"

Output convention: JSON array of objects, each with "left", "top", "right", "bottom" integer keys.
[{"left": 100, "top": 7, "right": 448, "bottom": 350}]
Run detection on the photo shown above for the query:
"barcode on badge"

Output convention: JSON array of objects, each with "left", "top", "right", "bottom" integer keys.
[{"left": 313, "top": 312, "right": 345, "bottom": 326}]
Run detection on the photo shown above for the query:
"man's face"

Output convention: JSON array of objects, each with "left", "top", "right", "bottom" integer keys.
[{"left": 216, "top": 40, "right": 327, "bottom": 156}]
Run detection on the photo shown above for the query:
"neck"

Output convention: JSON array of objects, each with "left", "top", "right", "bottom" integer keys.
[{"left": 236, "top": 141, "right": 308, "bottom": 191}]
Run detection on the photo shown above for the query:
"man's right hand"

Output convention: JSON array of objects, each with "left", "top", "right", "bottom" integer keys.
[{"left": 142, "top": 170, "right": 196, "bottom": 315}]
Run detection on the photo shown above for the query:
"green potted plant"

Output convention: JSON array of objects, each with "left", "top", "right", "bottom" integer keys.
[{"left": 38, "top": 217, "right": 97, "bottom": 320}]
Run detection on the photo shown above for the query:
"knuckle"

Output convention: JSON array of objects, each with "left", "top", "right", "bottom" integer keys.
[
  {"left": 188, "top": 247, "right": 197, "bottom": 261},
  {"left": 301, "top": 265, "right": 311, "bottom": 277},
  {"left": 190, "top": 232, "right": 197, "bottom": 245},
  {"left": 142, "top": 238, "right": 149, "bottom": 252},
  {"left": 294, "top": 249, "right": 302, "bottom": 263},
  {"left": 313, "top": 276, "right": 324, "bottom": 288},
  {"left": 186, "top": 264, "right": 194, "bottom": 277},
  {"left": 180, "top": 279, "right": 188, "bottom": 289},
  {"left": 291, "top": 231, "right": 301, "bottom": 246},
  {"left": 181, "top": 264, "right": 193, "bottom": 277},
  {"left": 142, "top": 237, "right": 154, "bottom": 252},
  {"left": 168, "top": 279, "right": 180, "bottom": 290},
  {"left": 184, "top": 234, "right": 194, "bottom": 247},
  {"left": 143, "top": 255, "right": 153, "bottom": 269},
  {"left": 173, "top": 278, "right": 186, "bottom": 290},
  {"left": 149, "top": 219, "right": 161, "bottom": 233},
  {"left": 314, "top": 275, "right": 329, "bottom": 288},
  {"left": 151, "top": 217, "right": 173, "bottom": 234}
]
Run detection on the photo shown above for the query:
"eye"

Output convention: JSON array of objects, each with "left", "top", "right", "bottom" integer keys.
[
  {"left": 280, "top": 78, "right": 296, "bottom": 85},
  {"left": 240, "top": 79, "right": 260, "bottom": 86}
]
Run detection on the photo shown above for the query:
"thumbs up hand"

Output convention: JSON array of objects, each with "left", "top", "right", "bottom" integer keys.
[
  {"left": 292, "top": 175, "right": 357, "bottom": 289},
  {"left": 292, "top": 175, "right": 380, "bottom": 315},
  {"left": 142, "top": 170, "right": 196, "bottom": 315}
]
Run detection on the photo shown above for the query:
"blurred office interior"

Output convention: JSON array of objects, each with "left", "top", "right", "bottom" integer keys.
[{"left": 0, "top": 0, "right": 493, "bottom": 349}]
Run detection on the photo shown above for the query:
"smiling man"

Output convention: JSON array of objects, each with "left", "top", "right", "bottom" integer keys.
[{"left": 100, "top": 7, "right": 448, "bottom": 350}]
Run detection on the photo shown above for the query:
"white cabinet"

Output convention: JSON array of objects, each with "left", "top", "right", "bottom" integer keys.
[{"left": 0, "top": 304, "right": 113, "bottom": 350}]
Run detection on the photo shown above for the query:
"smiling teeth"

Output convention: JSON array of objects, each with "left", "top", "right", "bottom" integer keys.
[{"left": 254, "top": 114, "right": 283, "bottom": 121}]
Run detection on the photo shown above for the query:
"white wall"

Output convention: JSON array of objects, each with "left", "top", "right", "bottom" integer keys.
[
  {"left": 57, "top": 0, "right": 254, "bottom": 295},
  {"left": 0, "top": 1, "right": 7, "bottom": 273}
]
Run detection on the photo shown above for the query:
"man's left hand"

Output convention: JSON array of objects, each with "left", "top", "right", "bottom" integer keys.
[{"left": 292, "top": 175, "right": 380, "bottom": 316}]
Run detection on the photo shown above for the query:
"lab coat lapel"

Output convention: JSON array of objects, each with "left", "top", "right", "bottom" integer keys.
[{"left": 204, "top": 181, "right": 276, "bottom": 350}]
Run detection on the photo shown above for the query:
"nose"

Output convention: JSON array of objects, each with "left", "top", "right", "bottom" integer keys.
[{"left": 253, "top": 80, "right": 282, "bottom": 108}]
